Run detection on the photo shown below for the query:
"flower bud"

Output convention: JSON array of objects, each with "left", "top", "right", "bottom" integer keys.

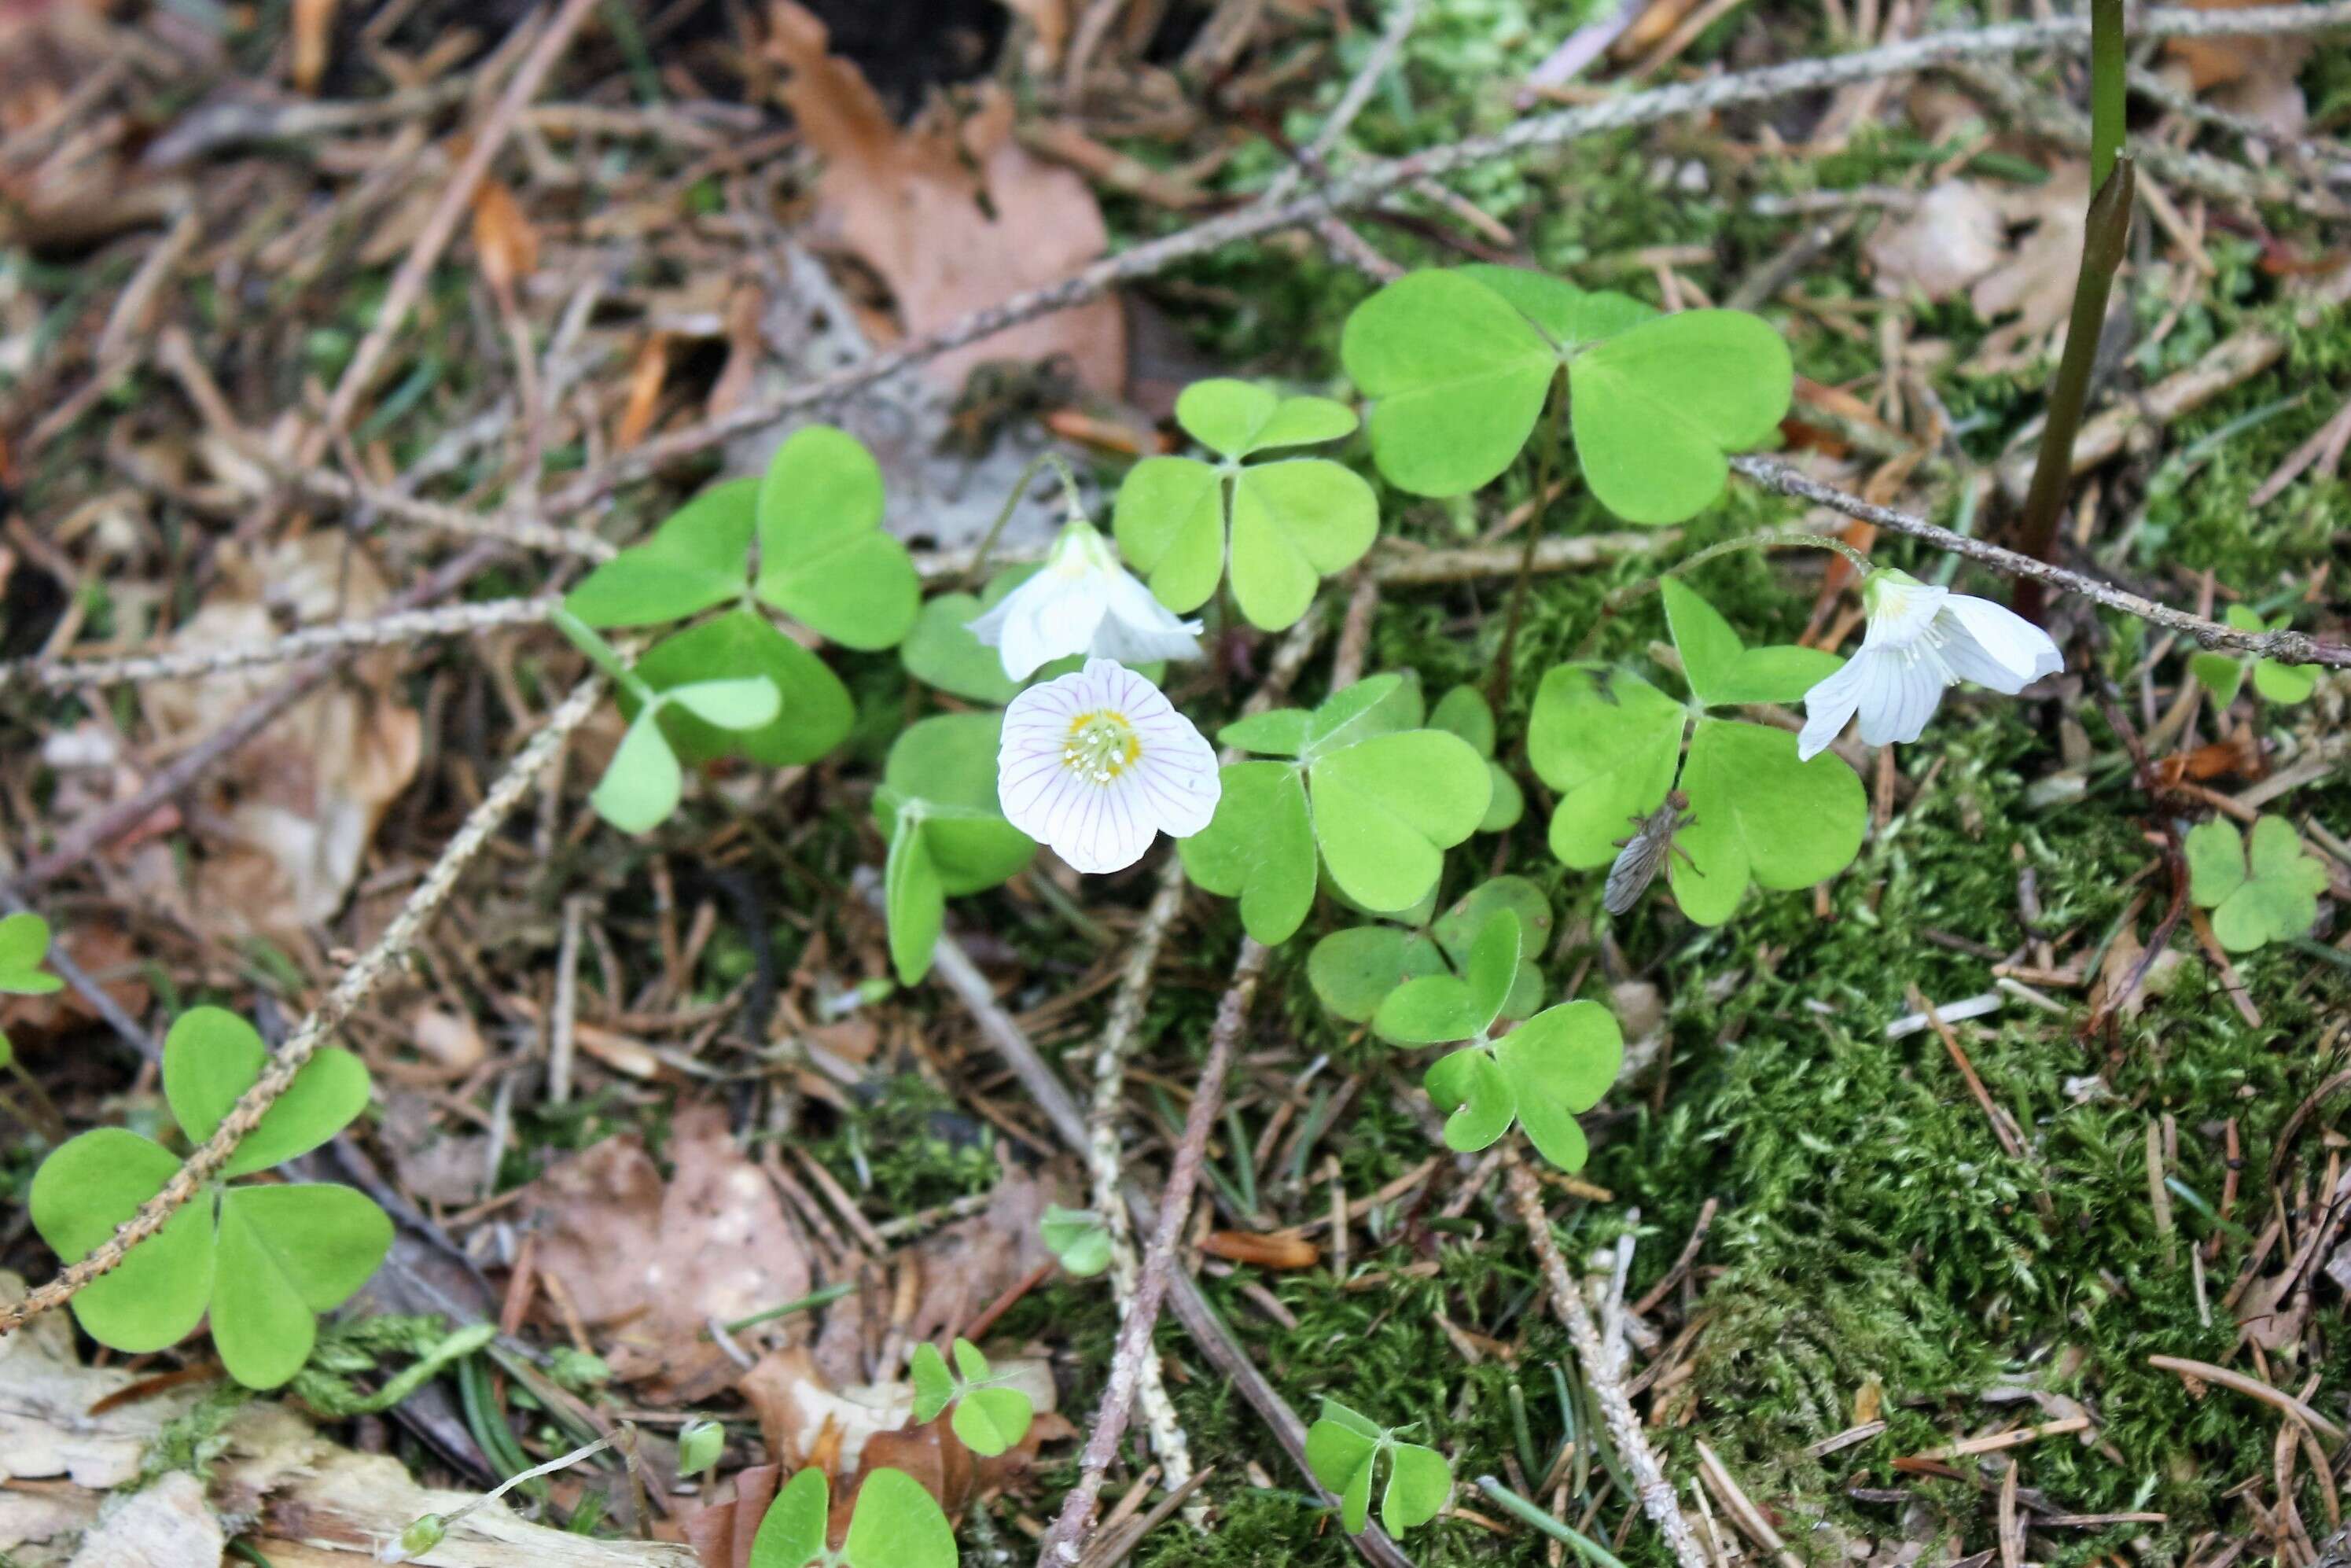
[{"left": 677, "top": 1418, "right": 723, "bottom": 1477}]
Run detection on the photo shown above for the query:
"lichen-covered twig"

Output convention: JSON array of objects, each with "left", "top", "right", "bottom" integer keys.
[
  {"left": 0, "top": 672, "right": 605, "bottom": 1338},
  {"left": 0, "top": 596, "right": 560, "bottom": 692},
  {"left": 1507, "top": 1155, "right": 1708, "bottom": 1568},
  {"left": 1731, "top": 455, "right": 2351, "bottom": 668}
]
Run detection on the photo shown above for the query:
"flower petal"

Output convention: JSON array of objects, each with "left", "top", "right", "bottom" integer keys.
[
  {"left": 1864, "top": 576, "right": 1948, "bottom": 649},
  {"left": 1937, "top": 594, "right": 2063, "bottom": 690},
  {"left": 997, "top": 660, "right": 1221, "bottom": 874},
  {"left": 1797, "top": 657, "right": 1868, "bottom": 760},
  {"left": 1095, "top": 569, "right": 1205, "bottom": 666},
  {"left": 1852, "top": 645, "right": 1948, "bottom": 745},
  {"left": 996, "top": 572, "right": 1106, "bottom": 679}
]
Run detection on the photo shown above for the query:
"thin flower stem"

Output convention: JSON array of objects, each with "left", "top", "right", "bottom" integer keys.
[
  {"left": 967, "top": 451, "right": 1084, "bottom": 587},
  {"left": 1490, "top": 370, "right": 1570, "bottom": 711},
  {"left": 2012, "top": 154, "right": 2136, "bottom": 620},
  {"left": 2088, "top": 0, "right": 2128, "bottom": 188},
  {"left": 549, "top": 609, "right": 652, "bottom": 704}
]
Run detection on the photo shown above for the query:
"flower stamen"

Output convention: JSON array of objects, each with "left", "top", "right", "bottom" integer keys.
[{"left": 1062, "top": 710, "right": 1142, "bottom": 786}]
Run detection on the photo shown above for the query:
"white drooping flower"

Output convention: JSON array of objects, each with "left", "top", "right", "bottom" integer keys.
[
  {"left": 998, "top": 658, "right": 1220, "bottom": 874},
  {"left": 1797, "top": 569, "right": 2064, "bottom": 760},
  {"left": 966, "top": 517, "right": 1203, "bottom": 681}
]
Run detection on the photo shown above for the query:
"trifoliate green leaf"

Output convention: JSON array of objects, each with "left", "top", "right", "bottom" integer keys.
[
  {"left": 1309, "top": 731, "right": 1490, "bottom": 913},
  {"left": 953, "top": 1385, "right": 1033, "bottom": 1457},
  {"left": 1428, "top": 686, "right": 1523, "bottom": 832},
  {"left": 1380, "top": 1441, "right": 1453, "bottom": 1533},
  {"left": 909, "top": 1341, "right": 955, "bottom": 1423},
  {"left": 1373, "top": 911, "right": 1519, "bottom": 1045},
  {"left": 754, "top": 425, "right": 919, "bottom": 651},
  {"left": 1179, "top": 760, "right": 1319, "bottom": 944},
  {"left": 28, "top": 1128, "right": 212, "bottom": 1353},
  {"left": 1528, "top": 664, "right": 1687, "bottom": 869},
  {"left": 1430, "top": 876, "right": 1550, "bottom": 1019},
  {"left": 1115, "top": 381, "right": 1374, "bottom": 629},
  {"left": 162, "top": 1007, "right": 373, "bottom": 1178},
  {"left": 664, "top": 677, "right": 781, "bottom": 731},
  {"left": 0, "top": 911, "right": 61, "bottom": 994},
  {"left": 1341, "top": 270, "right": 1560, "bottom": 499},
  {"left": 1425, "top": 1047, "right": 1515, "bottom": 1153},
  {"left": 210, "top": 1183, "right": 392, "bottom": 1389},
  {"left": 2190, "top": 649, "right": 2247, "bottom": 707},
  {"left": 1303, "top": 672, "right": 1423, "bottom": 755},
  {"left": 1669, "top": 717, "right": 1865, "bottom": 926},
  {"left": 1568, "top": 311, "right": 1791, "bottom": 525},
  {"left": 1495, "top": 1001, "right": 1622, "bottom": 1172},
  {"left": 563, "top": 478, "right": 757, "bottom": 628},
  {"left": 1659, "top": 580, "right": 1842, "bottom": 709},
  {"left": 635, "top": 610, "right": 853, "bottom": 767},
  {"left": 1305, "top": 1400, "right": 1384, "bottom": 1535},
  {"left": 1040, "top": 1205, "right": 1113, "bottom": 1277},
  {"left": 2187, "top": 815, "right": 2328, "bottom": 953},
  {"left": 1308, "top": 926, "right": 1447, "bottom": 1023}
]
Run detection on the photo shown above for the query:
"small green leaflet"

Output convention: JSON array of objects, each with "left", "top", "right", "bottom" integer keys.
[
  {"left": 0, "top": 911, "right": 64, "bottom": 996},
  {"left": 1427, "top": 686, "right": 1524, "bottom": 833},
  {"left": 2189, "top": 603, "right": 2320, "bottom": 708},
  {"left": 874, "top": 712, "right": 1039, "bottom": 985},
  {"left": 1113, "top": 378, "right": 1377, "bottom": 630},
  {"left": 908, "top": 1338, "right": 1035, "bottom": 1458},
  {"left": 746, "top": 1467, "right": 956, "bottom": 1568},
  {"left": 1180, "top": 675, "right": 1490, "bottom": 943},
  {"left": 1340, "top": 267, "right": 1792, "bottom": 523},
  {"left": 1308, "top": 874, "right": 1551, "bottom": 1024},
  {"left": 591, "top": 677, "right": 782, "bottom": 833},
  {"left": 1304, "top": 1399, "right": 1454, "bottom": 1536},
  {"left": 1040, "top": 1204, "right": 1113, "bottom": 1277},
  {"left": 2186, "top": 815, "right": 2329, "bottom": 953},
  {"left": 1528, "top": 584, "right": 1864, "bottom": 925},
  {"left": 27, "top": 1007, "right": 392, "bottom": 1389}
]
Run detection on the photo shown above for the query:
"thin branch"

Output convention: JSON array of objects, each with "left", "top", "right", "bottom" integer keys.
[
  {"left": 1507, "top": 1156, "right": 1709, "bottom": 1568},
  {"left": 0, "top": 596, "right": 559, "bottom": 692},
  {"left": 1260, "top": 0, "right": 1425, "bottom": 208},
  {"left": 292, "top": 466, "right": 616, "bottom": 561},
  {"left": 0, "top": 672, "right": 605, "bottom": 1338},
  {"left": 1039, "top": 937, "right": 1270, "bottom": 1567},
  {"left": 1730, "top": 455, "right": 2351, "bottom": 668},
  {"left": 314, "top": 0, "right": 605, "bottom": 451},
  {"left": 542, "top": 0, "right": 2351, "bottom": 506}
]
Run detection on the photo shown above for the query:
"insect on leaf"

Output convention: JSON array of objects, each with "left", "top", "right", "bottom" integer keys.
[{"left": 1529, "top": 664, "right": 1687, "bottom": 870}]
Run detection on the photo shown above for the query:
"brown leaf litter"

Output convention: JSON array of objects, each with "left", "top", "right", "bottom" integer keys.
[
  {"left": 527, "top": 1105, "right": 813, "bottom": 1397},
  {"left": 1865, "top": 164, "right": 2093, "bottom": 373},
  {"left": 764, "top": 0, "right": 1124, "bottom": 398},
  {"left": 120, "top": 532, "right": 421, "bottom": 942}
]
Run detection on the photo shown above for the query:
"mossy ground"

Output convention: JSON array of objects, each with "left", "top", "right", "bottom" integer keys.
[{"left": 794, "top": 20, "right": 2351, "bottom": 1562}]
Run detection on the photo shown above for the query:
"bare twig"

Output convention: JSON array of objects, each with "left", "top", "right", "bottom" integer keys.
[
  {"left": 0, "top": 672, "right": 606, "bottom": 1337},
  {"left": 314, "top": 0, "right": 605, "bottom": 452},
  {"left": 0, "top": 596, "right": 559, "bottom": 692},
  {"left": 1730, "top": 456, "right": 2351, "bottom": 668},
  {"left": 1507, "top": 1155, "right": 1708, "bottom": 1568},
  {"left": 548, "top": 1, "right": 2351, "bottom": 508}
]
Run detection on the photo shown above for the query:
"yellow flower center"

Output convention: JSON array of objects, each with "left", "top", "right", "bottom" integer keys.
[{"left": 1063, "top": 710, "right": 1142, "bottom": 786}]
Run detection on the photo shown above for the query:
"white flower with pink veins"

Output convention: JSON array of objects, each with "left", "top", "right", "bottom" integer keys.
[
  {"left": 1798, "top": 569, "right": 2064, "bottom": 759},
  {"left": 997, "top": 658, "right": 1220, "bottom": 874}
]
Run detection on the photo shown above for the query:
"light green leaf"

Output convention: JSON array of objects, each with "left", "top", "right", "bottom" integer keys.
[
  {"left": 29, "top": 1128, "right": 212, "bottom": 1353},
  {"left": 1308, "top": 926, "right": 1446, "bottom": 1023},
  {"left": 2191, "top": 815, "right": 2329, "bottom": 952},
  {"left": 953, "top": 1386, "right": 1034, "bottom": 1457},
  {"left": 635, "top": 610, "right": 853, "bottom": 767},
  {"left": 1433, "top": 876, "right": 1550, "bottom": 1019},
  {"left": 218, "top": 1183, "right": 389, "bottom": 1310},
  {"left": 2254, "top": 654, "right": 2319, "bottom": 705},
  {"left": 1179, "top": 761, "right": 1318, "bottom": 944},
  {"left": 1041, "top": 1205, "right": 1113, "bottom": 1276},
  {"left": 1480, "top": 767, "right": 1525, "bottom": 833},
  {"left": 754, "top": 425, "right": 918, "bottom": 651},
  {"left": 2191, "top": 650, "right": 2247, "bottom": 706},
  {"left": 1319, "top": 1398, "right": 1385, "bottom": 1439},
  {"left": 1113, "top": 456, "right": 1225, "bottom": 614},
  {"left": 1175, "top": 378, "right": 1279, "bottom": 458},
  {"left": 876, "top": 712, "right": 1037, "bottom": 894},
  {"left": 1427, "top": 686, "right": 1496, "bottom": 757},
  {"left": 562, "top": 478, "right": 756, "bottom": 628},
  {"left": 902, "top": 591, "right": 1022, "bottom": 705},
  {"left": 1220, "top": 708, "right": 1312, "bottom": 757},
  {"left": 1378, "top": 910, "right": 1519, "bottom": 1044},
  {"left": 1306, "top": 1407, "right": 1381, "bottom": 1535},
  {"left": 663, "top": 677, "right": 781, "bottom": 731},
  {"left": 951, "top": 1338, "right": 990, "bottom": 1382},
  {"left": 1661, "top": 580, "right": 1844, "bottom": 706},
  {"left": 1568, "top": 311, "right": 1793, "bottom": 525},
  {"left": 1459, "top": 264, "right": 1658, "bottom": 348},
  {"left": 592, "top": 709, "right": 684, "bottom": 834},
  {"left": 909, "top": 1341, "right": 955, "bottom": 1423},
  {"left": 0, "top": 911, "right": 61, "bottom": 993},
  {"left": 1227, "top": 458, "right": 1378, "bottom": 631},
  {"left": 1528, "top": 665, "right": 1687, "bottom": 869},
  {"left": 884, "top": 814, "right": 944, "bottom": 987},
  {"left": 162, "top": 1007, "right": 372, "bottom": 1178},
  {"left": 211, "top": 1188, "right": 320, "bottom": 1389},
  {"left": 1310, "top": 731, "right": 1489, "bottom": 913},
  {"left": 1715, "top": 644, "right": 1845, "bottom": 707},
  {"left": 1341, "top": 270, "right": 1558, "bottom": 497},
  {"left": 1669, "top": 718, "right": 1865, "bottom": 926},
  {"left": 1382, "top": 1443, "right": 1453, "bottom": 1533},
  {"left": 843, "top": 1467, "right": 957, "bottom": 1568},
  {"left": 1496, "top": 1001, "right": 1623, "bottom": 1172},
  {"left": 1425, "top": 1046, "right": 1515, "bottom": 1153},
  {"left": 747, "top": 1467, "right": 830, "bottom": 1568},
  {"left": 1462, "top": 908, "right": 1521, "bottom": 1026},
  {"left": 1250, "top": 395, "right": 1358, "bottom": 451},
  {"left": 1303, "top": 674, "right": 1422, "bottom": 756}
]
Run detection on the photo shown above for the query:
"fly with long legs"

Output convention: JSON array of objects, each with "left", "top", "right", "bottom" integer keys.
[{"left": 1603, "top": 790, "right": 1699, "bottom": 916}]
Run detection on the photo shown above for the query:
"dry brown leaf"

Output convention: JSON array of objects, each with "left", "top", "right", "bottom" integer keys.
[
  {"left": 706, "top": 278, "right": 767, "bottom": 424},
  {"left": 1966, "top": 166, "right": 2091, "bottom": 372},
  {"left": 680, "top": 1463, "right": 779, "bottom": 1568},
  {"left": 528, "top": 1106, "right": 812, "bottom": 1393},
  {"left": 1201, "top": 1230, "right": 1321, "bottom": 1270},
  {"left": 738, "top": 1347, "right": 916, "bottom": 1478},
  {"left": 132, "top": 534, "right": 420, "bottom": 940},
  {"left": 1867, "top": 181, "right": 2006, "bottom": 301},
  {"left": 767, "top": 2, "right": 1124, "bottom": 396},
  {"left": 291, "top": 0, "right": 337, "bottom": 94},
  {"left": 615, "top": 331, "right": 673, "bottom": 450},
  {"left": 470, "top": 175, "right": 539, "bottom": 305},
  {"left": 2164, "top": 0, "right": 2309, "bottom": 136},
  {"left": 2233, "top": 1268, "right": 2308, "bottom": 1352}
]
